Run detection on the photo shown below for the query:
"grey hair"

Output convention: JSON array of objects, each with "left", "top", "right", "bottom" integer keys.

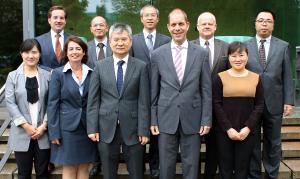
[
  {"left": 140, "top": 4, "right": 159, "bottom": 17},
  {"left": 109, "top": 23, "right": 132, "bottom": 39}
]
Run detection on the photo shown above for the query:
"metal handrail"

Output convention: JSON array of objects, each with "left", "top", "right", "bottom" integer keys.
[{"left": 0, "top": 84, "right": 13, "bottom": 172}]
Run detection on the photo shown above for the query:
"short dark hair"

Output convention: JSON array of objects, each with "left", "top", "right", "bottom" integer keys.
[
  {"left": 256, "top": 9, "right": 276, "bottom": 21},
  {"left": 20, "top": 39, "right": 41, "bottom": 54},
  {"left": 228, "top": 41, "right": 248, "bottom": 56},
  {"left": 63, "top": 36, "right": 88, "bottom": 64},
  {"left": 48, "top": 5, "right": 67, "bottom": 19}
]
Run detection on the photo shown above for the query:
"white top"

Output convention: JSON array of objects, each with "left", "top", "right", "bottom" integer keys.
[
  {"left": 256, "top": 34, "right": 271, "bottom": 61},
  {"left": 199, "top": 37, "right": 215, "bottom": 64},
  {"left": 143, "top": 29, "right": 156, "bottom": 47},
  {"left": 27, "top": 73, "right": 39, "bottom": 128},
  {"left": 113, "top": 54, "right": 129, "bottom": 81},
  {"left": 171, "top": 40, "right": 188, "bottom": 76},
  {"left": 50, "top": 29, "right": 64, "bottom": 53},
  {"left": 63, "top": 62, "right": 93, "bottom": 96},
  {"left": 94, "top": 37, "right": 108, "bottom": 58}
]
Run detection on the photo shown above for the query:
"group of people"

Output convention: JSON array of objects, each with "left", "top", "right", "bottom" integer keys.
[{"left": 5, "top": 4, "right": 294, "bottom": 179}]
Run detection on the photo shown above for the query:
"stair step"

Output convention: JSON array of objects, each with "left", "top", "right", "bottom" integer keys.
[
  {"left": 0, "top": 163, "right": 17, "bottom": 178},
  {"left": 282, "top": 142, "right": 300, "bottom": 158},
  {"left": 282, "top": 160, "right": 300, "bottom": 179},
  {"left": 281, "top": 126, "right": 300, "bottom": 140}
]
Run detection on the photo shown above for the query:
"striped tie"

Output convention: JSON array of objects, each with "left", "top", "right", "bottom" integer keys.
[
  {"left": 174, "top": 46, "right": 184, "bottom": 84},
  {"left": 259, "top": 39, "right": 266, "bottom": 68}
]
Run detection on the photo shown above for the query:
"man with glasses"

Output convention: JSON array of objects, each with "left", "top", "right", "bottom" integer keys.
[{"left": 246, "top": 9, "right": 294, "bottom": 179}]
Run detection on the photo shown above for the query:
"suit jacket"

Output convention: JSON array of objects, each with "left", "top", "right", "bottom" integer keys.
[
  {"left": 86, "top": 56, "right": 150, "bottom": 146},
  {"left": 86, "top": 39, "right": 113, "bottom": 69},
  {"left": 5, "top": 63, "right": 51, "bottom": 151},
  {"left": 191, "top": 38, "right": 229, "bottom": 78},
  {"left": 131, "top": 32, "right": 171, "bottom": 64},
  {"left": 246, "top": 36, "right": 294, "bottom": 115},
  {"left": 47, "top": 65, "right": 92, "bottom": 140},
  {"left": 151, "top": 42, "right": 212, "bottom": 135},
  {"left": 36, "top": 31, "right": 70, "bottom": 70}
]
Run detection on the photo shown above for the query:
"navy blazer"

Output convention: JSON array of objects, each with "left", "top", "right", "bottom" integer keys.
[
  {"left": 47, "top": 65, "right": 92, "bottom": 140},
  {"left": 36, "top": 31, "right": 70, "bottom": 70}
]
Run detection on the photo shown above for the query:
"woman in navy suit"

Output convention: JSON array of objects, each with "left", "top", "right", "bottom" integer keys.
[
  {"left": 6, "top": 39, "right": 50, "bottom": 179},
  {"left": 48, "top": 36, "right": 97, "bottom": 179}
]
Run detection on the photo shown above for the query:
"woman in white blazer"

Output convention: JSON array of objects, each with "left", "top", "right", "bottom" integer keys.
[{"left": 5, "top": 39, "right": 51, "bottom": 179}]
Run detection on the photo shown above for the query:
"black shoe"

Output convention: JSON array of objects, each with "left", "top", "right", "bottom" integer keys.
[
  {"left": 89, "top": 163, "right": 101, "bottom": 177},
  {"left": 150, "top": 169, "right": 159, "bottom": 178}
]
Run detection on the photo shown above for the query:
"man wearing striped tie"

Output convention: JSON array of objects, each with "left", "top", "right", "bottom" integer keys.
[
  {"left": 150, "top": 8, "right": 212, "bottom": 179},
  {"left": 246, "top": 9, "right": 294, "bottom": 179}
]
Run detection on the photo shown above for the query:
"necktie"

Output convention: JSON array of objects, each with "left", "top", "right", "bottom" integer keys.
[
  {"left": 205, "top": 41, "right": 212, "bottom": 68},
  {"left": 259, "top": 39, "right": 267, "bottom": 68},
  {"left": 146, "top": 34, "right": 154, "bottom": 51},
  {"left": 174, "top": 46, "right": 184, "bottom": 84},
  {"left": 116, "top": 60, "right": 125, "bottom": 95},
  {"left": 55, "top": 33, "right": 62, "bottom": 62},
  {"left": 97, "top": 43, "right": 105, "bottom": 60}
]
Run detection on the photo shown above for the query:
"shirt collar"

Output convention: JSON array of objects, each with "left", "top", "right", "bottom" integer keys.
[
  {"left": 113, "top": 54, "right": 129, "bottom": 66},
  {"left": 63, "top": 62, "right": 93, "bottom": 73},
  {"left": 94, "top": 36, "right": 108, "bottom": 47},
  {"left": 50, "top": 29, "right": 64, "bottom": 39},
  {"left": 256, "top": 34, "right": 271, "bottom": 44},
  {"left": 171, "top": 39, "right": 188, "bottom": 49},
  {"left": 143, "top": 29, "right": 156, "bottom": 39},
  {"left": 199, "top": 36, "right": 214, "bottom": 46}
]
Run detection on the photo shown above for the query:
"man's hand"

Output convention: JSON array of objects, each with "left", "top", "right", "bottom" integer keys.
[
  {"left": 88, "top": 133, "right": 100, "bottom": 142},
  {"left": 51, "top": 139, "right": 61, "bottom": 145},
  {"left": 239, "top": 127, "right": 250, "bottom": 141},
  {"left": 227, "top": 128, "right": 240, "bottom": 141},
  {"left": 199, "top": 126, "right": 211, "bottom": 136},
  {"left": 139, "top": 136, "right": 149, "bottom": 145},
  {"left": 150, "top": 125, "right": 160, "bottom": 135},
  {"left": 283, "top": 104, "right": 294, "bottom": 117}
]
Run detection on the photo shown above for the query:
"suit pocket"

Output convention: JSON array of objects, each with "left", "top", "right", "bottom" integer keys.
[{"left": 192, "top": 99, "right": 202, "bottom": 108}]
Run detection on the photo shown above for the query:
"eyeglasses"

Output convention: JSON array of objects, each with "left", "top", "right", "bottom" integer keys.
[{"left": 256, "top": 18, "right": 274, "bottom": 24}]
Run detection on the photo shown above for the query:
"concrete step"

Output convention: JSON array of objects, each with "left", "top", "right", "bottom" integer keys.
[
  {"left": 282, "top": 142, "right": 300, "bottom": 158},
  {"left": 281, "top": 126, "right": 300, "bottom": 140},
  {"left": 282, "top": 160, "right": 300, "bottom": 179},
  {"left": 0, "top": 163, "right": 16, "bottom": 179}
]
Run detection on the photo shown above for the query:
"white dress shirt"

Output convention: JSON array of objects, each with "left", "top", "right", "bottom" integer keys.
[
  {"left": 27, "top": 73, "right": 39, "bottom": 128},
  {"left": 171, "top": 40, "right": 188, "bottom": 77},
  {"left": 143, "top": 29, "right": 156, "bottom": 47},
  {"left": 256, "top": 34, "right": 271, "bottom": 61},
  {"left": 113, "top": 54, "right": 129, "bottom": 81},
  {"left": 94, "top": 37, "right": 108, "bottom": 57},
  {"left": 50, "top": 29, "right": 64, "bottom": 53},
  {"left": 199, "top": 37, "right": 215, "bottom": 64}
]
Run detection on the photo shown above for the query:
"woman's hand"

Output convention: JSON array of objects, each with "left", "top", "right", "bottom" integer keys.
[
  {"left": 21, "top": 123, "right": 37, "bottom": 137},
  {"left": 227, "top": 128, "right": 241, "bottom": 141},
  {"left": 31, "top": 124, "right": 47, "bottom": 140},
  {"left": 239, "top": 127, "right": 250, "bottom": 141}
]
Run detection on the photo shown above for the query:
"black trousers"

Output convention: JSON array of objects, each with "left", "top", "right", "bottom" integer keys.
[
  {"left": 204, "top": 127, "right": 218, "bottom": 179},
  {"left": 14, "top": 140, "right": 50, "bottom": 179},
  {"left": 98, "top": 125, "right": 144, "bottom": 179},
  {"left": 149, "top": 134, "right": 159, "bottom": 170},
  {"left": 216, "top": 131, "right": 256, "bottom": 179}
]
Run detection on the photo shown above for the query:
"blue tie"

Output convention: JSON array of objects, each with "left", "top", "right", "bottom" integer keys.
[{"left": 116, "top": 60, "right": 125, "bottom": 95}]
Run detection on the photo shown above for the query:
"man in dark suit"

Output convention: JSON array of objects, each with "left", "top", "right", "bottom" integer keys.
[
  {"left": 87, "top": 16, "right": 113, "bottom": 69},
  {"left": 131, "top": 5, "right": 170, "bottom": 178},
  {"left": 192, "top": 12, "right": 228, "bottom": 179},
  {"left": 87, "top": 23, "right": 150, "bottom": 179},
  {"left": 151, "top": 9, "right": 212, "bottom": 179},
  {"left": 36, "top": 5, "right": 70, "bottom": 70},
  {"left": 247, "top": 10, "right": 294, "bottom": 179}
]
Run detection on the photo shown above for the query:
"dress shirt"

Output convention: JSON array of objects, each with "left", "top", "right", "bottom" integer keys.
[
  {"left": 199, "top": 37, "right": 215, "bottom": 64},
  {"left": 171, "top": 40, "right": 188, "bottom": 76},
  {"left": 27, "top": 73, "right": 39, "bottom": 128},
  {"left": 94, "top": 37, "right": 108, "bottom": 57},
  {"left": 113, "top": 54, "right": 129, "bottom": 81},
  {"left": 63, "top": 62, "right": 93, "bottom": 96},
  {"left": 50, "top": 29, "right": 64, "bottom": 53},
  {"left": 256, "top": 34, "right": 271, "bottom": 61},
  {"left": 143, "top": 29, "right": 156, "bottom": 47}
]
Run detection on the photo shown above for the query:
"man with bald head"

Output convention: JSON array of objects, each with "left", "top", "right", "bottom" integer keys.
[
  {"left": 192, "top": 12, "right": 228, "bottom": 179},
  {"left": 87, "top": 16, "right": 112, "bottom": 69},
  {"left": 151, "top": 9, "right": 212, "bottom": 179}
]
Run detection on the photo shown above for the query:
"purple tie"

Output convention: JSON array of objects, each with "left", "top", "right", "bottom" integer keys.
[
  {"left": 259, "top": 39, "right": 266, "bottom": 67},
  {"left": 174, "top": 46, "right": 184, "bottom": 84}
]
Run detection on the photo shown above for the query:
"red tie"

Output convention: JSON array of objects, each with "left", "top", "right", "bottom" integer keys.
[{"left": 55, "top": 34, "right": 62, "bottom": 62}]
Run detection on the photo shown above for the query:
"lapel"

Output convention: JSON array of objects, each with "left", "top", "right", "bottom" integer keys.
[
  {"left": 212, "top": 39, "right": 222, "bottom": 71},
  {"left": 138, "top": 33, "right": 150, "bottom": 59},
  {"left": 37, "top": 67, "right": 46, "bottom": 115},
  {"left": 91, "top": 41, "right": 97, "bottom": 61},
  {"left": 265, "top": 37, "right": 276, "bottom": 69},
  {"left": 164, "top": 44, "right": 181, "bottom": 88},
  {"left": 181, "top": 42, "right": 197, "bottom": 86},
  {"left": 194, "top": 38, "right": 200, "bottom": 45},
  {"left": 46, "top": 32, "right": 56, "bottom": 57},
  {"left": 250, "top": 37, "right": 262, "bottom": 69},
  {"left": 153, "top": 33, "right": 162, "bottom": 49},
  {"left": 105, "top": 57, "right": 119, "bottom": 97},
  {"left": 120, "top": 57, "right": 136, "bottom": 97},
  {"left": 65, "top": 70, "right": 82, "bottom": 100},
  {"left": 106, "top": 44, "right": 113, "bottom": 57},
  {"left": 82, "top": 71, "right": 91, "bottom": 97},
  {"left": 16, "top": 64, "right": 30, "bottom": 120}
]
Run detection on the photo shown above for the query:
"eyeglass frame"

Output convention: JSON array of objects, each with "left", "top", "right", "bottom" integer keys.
[{"left": 255, "top": 18, "right": 274, "bottom": 24}]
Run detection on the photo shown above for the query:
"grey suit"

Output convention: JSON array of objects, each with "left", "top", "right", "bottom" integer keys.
[
  {"left": 86, "top": 39, "right": 113, "bottom": 69},
  {"left": 5, "top": 63, "right": 51, "bottom": 152},
  {"left": 192, "top": 38, "right": 229, "bottom": 178},
  {"left": 87, "top": 56, "right": 150, "bottom": 179},
  {"left": 151, "top": 42, "right": 212, "bottom": 179},
  {"left": 246, "top": 36, "right": 294, "bottom": 179},
  {"left": 131, "top": 32, "right": 170, "bottom": 64},
  {"left": 36, "top": 31, "right": 70, "bottom": 70}
]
